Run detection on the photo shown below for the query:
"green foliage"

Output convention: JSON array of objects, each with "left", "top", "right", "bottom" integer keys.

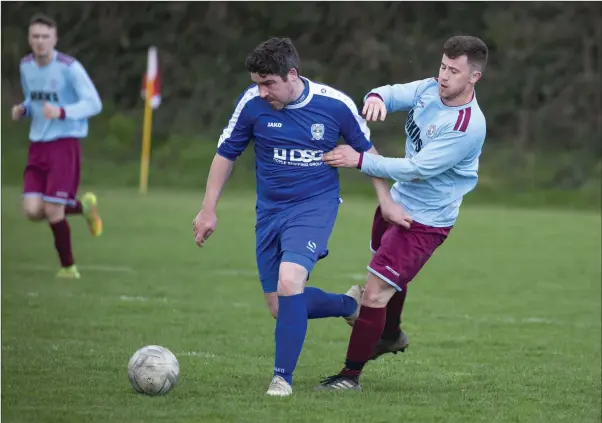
[{"left": 1, "top": 3, "right": 600, "bottom": 209}]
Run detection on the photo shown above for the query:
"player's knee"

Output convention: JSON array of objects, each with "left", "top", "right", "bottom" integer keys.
[
  {"left": 277, "top": 275, "right": 304, "bottom": 296},
  {"left": 43, "top": 202, "right": 65, "bottom": 223},
  {"left": 277, "top": 262, "right": 308, "bottom": 296},
  {"left": 22, "top": 201, "right": 45, "bottom": 221},
  {"left": 23, "top": 207, "right": 45, "bottom": 221},
  {"left": 363, "top": 274, "right": 396, "bottom": 308}
]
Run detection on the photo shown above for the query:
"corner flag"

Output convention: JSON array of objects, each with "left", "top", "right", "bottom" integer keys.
[{"left": 139, "top": 46, "right": 160, "bottom": 194}]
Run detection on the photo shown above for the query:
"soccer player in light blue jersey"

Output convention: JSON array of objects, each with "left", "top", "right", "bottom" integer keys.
[
  {"left": 12, "top": 14, "right": 103, "bottom": 279},
  {"left": 192, "top": 37, "right": 412, "bottom": 396},
  {"left": 317, "top": 35, "right": 489, "bottom": 391}
]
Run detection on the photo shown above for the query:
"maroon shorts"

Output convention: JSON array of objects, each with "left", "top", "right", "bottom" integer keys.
[
  {"left": 22, "top": 138, "right": 81, "bottom": 206},
  {"left": 368, "top": 205, "right": 452, "bottom": 291}
]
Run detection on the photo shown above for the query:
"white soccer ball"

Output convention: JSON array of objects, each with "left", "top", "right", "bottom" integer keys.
[{"left": 127, "top": 345, "right": 180, "bottom": 396}]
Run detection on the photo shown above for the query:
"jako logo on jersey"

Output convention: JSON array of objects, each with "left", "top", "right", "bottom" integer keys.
[
  {"left": 306, "top": 241, "right": 317, "bottom": 253},
  {"left": 406, "top": 109, "right": 423, "bottom": 152},
  {"left": 273, "top": 148, "right": 324, "bottom": 167},
  {"left": 267, "top": 122, "right": 282, "bottom": 128}
]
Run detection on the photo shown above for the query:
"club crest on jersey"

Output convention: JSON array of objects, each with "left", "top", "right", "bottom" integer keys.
[
  {"left": 311, "top": 123, "right": 325, "bottom": 140},
  {"left": 426, "top": 124, "right": 437, "bottom": 138}
]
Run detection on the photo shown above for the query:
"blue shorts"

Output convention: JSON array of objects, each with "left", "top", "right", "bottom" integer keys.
[{"left": 256, "top": 198, "right": 340, "bottom": 293}]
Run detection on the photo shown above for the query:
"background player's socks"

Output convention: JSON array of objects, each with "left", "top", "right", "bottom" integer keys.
[
  {"left": 382, "top": 288, "right": 408, "bottom": 340},
  {"left": 341, "top": 305, "right": 386, "bottom": 378},
  {"left": 273, "top": 294, "right": 308, "bottom": 385},
  {"left": 49, "top": 219, "right": 74, "bottom": 267},
  {"left": 304, "top": 286, "right": 357, "bottom": 319},
  {"left": 65, "top": 200, "right": 83, "bottom": 215}
]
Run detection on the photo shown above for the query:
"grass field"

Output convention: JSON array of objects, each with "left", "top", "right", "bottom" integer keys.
[{"left": 1, "top": 185, "right": 601, "bottom": 423}]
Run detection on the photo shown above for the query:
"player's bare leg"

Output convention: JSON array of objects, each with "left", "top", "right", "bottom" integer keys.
[
  {"left": 264, "top": 292, "right": 279, "bottom": 319},
  {"left": 22, "top": 195, "right": 45, "bottom": 221},
  {"left": 315, "top": 272, "right": 396, "bottom": 391},
  {"left": 45, "top": 202, "right": 80, "bottom": 279}
]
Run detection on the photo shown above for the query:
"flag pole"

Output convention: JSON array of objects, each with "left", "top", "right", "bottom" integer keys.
[{"left": 140, "top": 46, "right": 157, "bottom": 195}]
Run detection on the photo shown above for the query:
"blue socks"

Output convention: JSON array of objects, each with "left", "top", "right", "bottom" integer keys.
[
  {"left": 304, "top": 286, "right": 357, "bottom": 319},
  {"left": 274, "top": 294, "right": 308, "bottom": 385},
  {"left": 273, "top": 288, "right": 358, "bottom": 386}
]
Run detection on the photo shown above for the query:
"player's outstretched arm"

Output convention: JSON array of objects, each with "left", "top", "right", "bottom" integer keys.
[
  {"left": 62, "top": 61, "right": 102, "bottom": 120},
  {"left": 363, "top": 78, "right": 432, "bottom": 119},
  {"left": 324, "top": 124, "right": 483, "bottom": 182},
  {"left": 361, "top": 128, "right": 480, "bottom": 182},
  {"left": 335, "top": 96, "right": 413, "bottom": 228}
]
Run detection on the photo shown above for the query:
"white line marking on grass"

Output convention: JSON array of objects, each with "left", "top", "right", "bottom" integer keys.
[
  {"left": 463, "top": 314, "right": 592, "bottom": 327},
  {"left": 119, "top": 295, "right": 148, "bottom": 302},
  {"left": 178, "top": 351, "right": 216, "bottom": 358},
  {"left": 118, "top": 295, "right": 167, "bottom": 303},
  {"left": 14, "top": 263, "right": 137, "bottom": 273}
]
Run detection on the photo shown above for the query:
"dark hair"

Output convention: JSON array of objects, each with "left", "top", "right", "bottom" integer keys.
[
  {"left": 245, "top": 37, "right": 300, "bottom": 80},
  {"left": 29, "top": 13, "right": 57, "bottom": 29},
  {"left": 443, "top": 36, "right": 488, "bottom": 72}
]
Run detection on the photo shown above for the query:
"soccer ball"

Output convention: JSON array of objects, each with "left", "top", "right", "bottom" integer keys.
[{"left": 127, "top": 345, "right": 180, "bottom": 396}]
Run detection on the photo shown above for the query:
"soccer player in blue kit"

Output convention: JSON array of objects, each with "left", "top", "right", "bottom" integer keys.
[
  {"left": 12, "top": 14, "right": 103, "bottom": 279},
  {"left": 316, "top": 35, "right": 489, "bottom": 391},
  {"left": 192, "top": 37, "right": 412, "bottom": 396}
]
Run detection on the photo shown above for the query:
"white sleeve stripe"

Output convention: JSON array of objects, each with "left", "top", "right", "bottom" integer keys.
[
  {"left": 310, "top": 82, "right": 371, "bottom": 140},
  {"left": 217, "top": 86, "right": 259, "bottom": 147}
]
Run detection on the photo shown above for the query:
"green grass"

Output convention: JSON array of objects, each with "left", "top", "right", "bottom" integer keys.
[{"left": 2, "top": 185, "right": 601, "bottom": 423}]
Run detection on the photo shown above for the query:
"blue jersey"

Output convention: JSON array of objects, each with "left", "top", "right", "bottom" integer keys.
[
  {"left": 361, "top": 78, "right": 487, "bottom": 227},
  {"left": 19, "top": 50, "right": 102, "bottom": 142},
  {"left": 217, "top": 77, "right": 373, "bottom": 212}
]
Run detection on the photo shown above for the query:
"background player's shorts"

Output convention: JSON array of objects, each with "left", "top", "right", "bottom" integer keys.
[
  {"left": 22, "top": 138, "right": 81, "bottom": 206},
  {"left": 368, "top": 205, "right": 452, "bottom": 291},
  {"left": 256, "top": 198, "right": 340, "bottom": 293}
]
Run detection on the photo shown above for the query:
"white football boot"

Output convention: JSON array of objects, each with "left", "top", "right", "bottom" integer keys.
[{"left": 266, "top": 375, "right": 293, "bottom": 397}]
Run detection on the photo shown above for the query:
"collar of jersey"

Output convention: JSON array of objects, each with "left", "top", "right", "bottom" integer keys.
[
  {"left": 34, "top": 49, "right": 58, "bottom": 69},
  {"left": 285, "top": 77, "right": 313, "bottom": 109},
  {"left": 437, "top": 89, "right": 476, "bottom": 110}
]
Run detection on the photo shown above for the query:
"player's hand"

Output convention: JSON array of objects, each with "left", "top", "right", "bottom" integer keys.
[
  {"left": 362, "top": 96, "right": 387, "bottom": 122},
  {"left": 192, "top": 208, "right": 217, "bottom": 248},
  {"left": 323, "top": 145, "right": 361, "bottom": 168},
  {"left": 11, "top": 104, "right": 25, "bottom": 121},
  {"left": 42, "top": 102, "right": 61, "bottom": 119},
  {"left": 380, "top": 200, "right": 413, "bottom": 229}
]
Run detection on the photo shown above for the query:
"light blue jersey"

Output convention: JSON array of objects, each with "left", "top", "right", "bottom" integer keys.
[
  {"left": 19, "top": 50, "right": 102, "bottom": 142},
  {"left": 360, "top": 77, "right": 487, "bottom": 227}
]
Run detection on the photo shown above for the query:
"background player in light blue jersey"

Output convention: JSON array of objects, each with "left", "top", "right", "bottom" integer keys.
[
  {"left": 317, "top": 35, "right": 489, "bottom": 391},
  {"left": 12, "top": 14, "right": 103, "bottom": 279},
  {"left": 192, "top": 37, "right": 412, "bottom": 396}
]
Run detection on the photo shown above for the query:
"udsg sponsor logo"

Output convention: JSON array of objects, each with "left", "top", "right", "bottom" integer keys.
[{"left": 273, "top": 148, "right": 324, "bottom": 167}]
